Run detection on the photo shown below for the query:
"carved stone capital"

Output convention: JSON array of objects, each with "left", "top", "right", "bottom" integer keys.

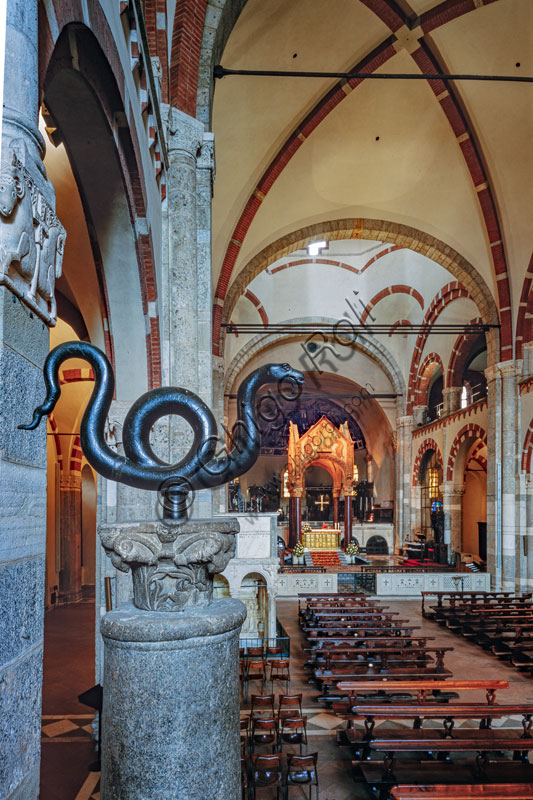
[
  {"left": 166, "top": 106, "right": 204, "bottom": 159},
  {"left": 98, "top": 517, "right": 239, "bottom": 612}
]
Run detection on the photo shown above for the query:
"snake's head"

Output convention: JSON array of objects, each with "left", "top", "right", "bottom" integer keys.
[{"left": 267, "top": 363, "right": 305, "bottom": 391}]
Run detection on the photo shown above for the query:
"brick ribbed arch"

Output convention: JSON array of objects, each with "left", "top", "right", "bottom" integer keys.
[
  {"left": 244, "top": 290, "right": 268, "bottom": 326},
  {"left": 270, "top": 246, "right": 404, "bottom": 278},
  {"left": 446, "top": 424, "right": 487, "bottom": 481},
  {"left": 515, "top": 253, "right": 533, "bottom": 359},
  {"left": 39, "top": 8, "right": 162, "bottom": 388},
  {"left": 446, "top": 317, "right": 484, "bottom": 388},
  {"left": 211, "top": 0, "right": 510, "bottom": 359},
  {"left": 170, "top": 0, "right": 208, "bottom": 114},
  {"left": 406, "top": 282, "right": 475, "bottom": 413},
  {"left": 412, "top": 438, "right": 443, "bottom": 485},
  {"left": 217, "top": 219, "right": 499, "bottom": 361},
  {"left": 414, "top": 353, "right": 444, "bottom": 408},
  {"left": 360, "top": 284, "right": 424, "bottom": 325},
  {"left": 224, "top": 317, "right": 405, "bottom": 400},
  {"left": 522, "top": 422, "right": 533, "bottom": 472},
  {"left": 389, "top": 319, "right": 412, "bottom": 336}
]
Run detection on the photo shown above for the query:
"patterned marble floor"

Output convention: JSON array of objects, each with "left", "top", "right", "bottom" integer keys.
[{"left": 39, "top": 597, "right": 533, "bottom": 799}]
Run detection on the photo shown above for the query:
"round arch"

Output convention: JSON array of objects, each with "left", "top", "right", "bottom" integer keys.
[
  {"left": 216, "top": 220, "right": 500, "bottom": 362},
  {"left": 413, "top": 438, "right": 444, "bottom": 485},
  {"left": 224, "top": 316, "right": 406, "bottom": 404},
  {"left": 42, "top": 23, "right": 159, "bottom": 397},
  {"left": 414, "top": 353, "right": 445, "bottom": 408},
  {"left": 446, "top": 425, "right": 487, "bottom": 483}
]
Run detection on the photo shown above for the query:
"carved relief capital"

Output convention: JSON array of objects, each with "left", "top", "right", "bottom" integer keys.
[{"left": 98, "top": 517, "right": 239, "bottom": 612}]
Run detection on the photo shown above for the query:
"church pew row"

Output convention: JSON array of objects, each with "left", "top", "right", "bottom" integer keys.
[
  {"left": 390, "top": 785, "right": 533, "bottom": 799},
  {"left": 421, "top": 592, "right": 518, "bottom": 619}
]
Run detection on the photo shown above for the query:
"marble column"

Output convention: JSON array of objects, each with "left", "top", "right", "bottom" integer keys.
[
  {"left": 485, "top": 364, "right": 502, "bottom": 588},
  {"left": 395, "top": 415, "right": 413, "bottom": 546},
  {"left": 99, "top": 518, "right": 246, "bottom": 800},
  {"left": 344, "top": 492, "right": 353, "bottom": 546},
  {"left": 525, "top": 476, "right": 533, "bottom": 590},
  {"left": 59, "top": 474, "right": 82, "bottom": 603},
  {"left": 365, "top": 453, "right": 373, "bottom": 483},
  {"left": 0, "top": 1, "right": 64, "bottom": 797},
  {"left": 500, "top": 362, "right": 520, "bottom": 590},
  {"left": 165, "top": 108, "right": 214, "bottom": 518},
  {"left": 442, "top": 386, "right": 462, "bottom": 415},
  {"left": 442, "top": 484, "right": 464, "bottom": 560}
]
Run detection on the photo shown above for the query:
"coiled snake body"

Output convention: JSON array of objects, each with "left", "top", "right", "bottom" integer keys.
[{"left": 20, "top": 341, "right": 304, "bottom": 517}]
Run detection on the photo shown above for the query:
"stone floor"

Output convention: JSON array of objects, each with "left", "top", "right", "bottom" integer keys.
[{"left": 38, "top": 597, "right": 533, "bottom": 799}]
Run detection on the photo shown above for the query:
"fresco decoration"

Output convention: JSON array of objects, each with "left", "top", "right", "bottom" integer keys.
[{"left": 258, "top": 397, "right": 365, "bottom": 455}]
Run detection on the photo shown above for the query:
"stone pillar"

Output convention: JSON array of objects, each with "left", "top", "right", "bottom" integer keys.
[
  {"left": 99, "top": 518, "right": 246, "bottom": 800},
  {"left": 485, "top": 364, "right": 502, "bottom": 588},
  {"left": 396, "top": 416, "right": 413, "bottom": 546},
  {"left": 500, "top": 362, "right": 519, "bottom": 589},
  {"left": 442, "top": 484, "right": 464, "bottom": 559},
  {"left": 442, "top": 386, "right": 462, "bottom": 415},
  {"left": 365, "top": 453, "right": 373, "bottom": 483},
  {"left": 344, "top": 492, "right": 353, "bottom": 546},
  {"left": 165, "top": 108, "right": 215, "bottom": 518},
  {"left": 526, "top": 477, "right": 533, "bottom": 590},
  {"left": 0, "top": 1, "right": 65, "bottom": 797},
  {"left": 59, "top": 474, "right": 82, "bottom": 603}
]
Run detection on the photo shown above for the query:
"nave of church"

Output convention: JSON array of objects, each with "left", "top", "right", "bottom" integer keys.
[{"left": 1, "top": 0, "right": 533, "bottom": 798}]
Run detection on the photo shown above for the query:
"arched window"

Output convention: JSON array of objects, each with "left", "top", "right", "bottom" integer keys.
[{"left": 419, "top": 450, "right": 443, "bottom": 539}]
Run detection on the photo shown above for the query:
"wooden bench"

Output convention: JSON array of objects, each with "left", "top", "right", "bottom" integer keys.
[
  {"left": 337, "top": 680, "right": 509, "bottom": 704},
  {"left": 309, "top": 646, "right": 451, "bottom": 671},
  {"left": 421, "top": 591, "right": 515, "bottom": 618},
  {"left": 360, "top": 761, "right": 533, "bottom": 800},
  {"left": 390, "top": 785, "right": 533, "bottom": 799}
]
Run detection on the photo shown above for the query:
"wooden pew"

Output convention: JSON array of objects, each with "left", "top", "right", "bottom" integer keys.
[
  {"left": 337, "top": 680, "right": 509, "bottom": 704},
  {"left": 391, "top": 785, "right": 533, "bottom": 799},
  {"left": 421, "top": 591, "right": 515, "bottom": 618}
]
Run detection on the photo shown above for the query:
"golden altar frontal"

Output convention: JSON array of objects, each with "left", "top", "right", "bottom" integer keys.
[{"left": 301, "top": 528, "right": 341, "bottom": 550}]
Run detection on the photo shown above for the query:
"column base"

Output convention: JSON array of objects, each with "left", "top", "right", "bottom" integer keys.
[{"left": 100, "top": 598, "right": 246, "bottom": 800}]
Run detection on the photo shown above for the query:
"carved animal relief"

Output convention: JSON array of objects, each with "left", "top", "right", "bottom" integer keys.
[{"left": 0, "top": 150, "right": 65, "bottom": 324}]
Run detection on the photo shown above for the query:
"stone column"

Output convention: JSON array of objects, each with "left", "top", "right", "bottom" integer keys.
[
  {"left": 344, "top": 492, "right": 353, "bottom": 546},
  {"left": 500, "top": 362, "right": 519, "bottom": 590},
  {"left": 442, "top": 386, "right": 462, "bottom": 415},
  {"left": 365, "top": 453, "right": 373, "bottom": 483},
  {"left": 396, "top": 416, "right": 413, "bottom": 546},
  {"left": 526, "top": 476, "right": 533, "bottom": 590},
  {"left": 99, "top": 518, "right": 246, "bottom": 800},
  {"left": 165, "top": 109, "right": 215, "bottom": 518},
  {"left": 0, "top": 1, "right": 64, "bottom": 797},
  {"left": 442, "top": 484, "right": 464, "bottom": 559},
  {"left": 485, "top": 364, "right": 502, "bottom": 588},
  {"left": 59, "top": 474, "right": 82, "bottom": 603}
]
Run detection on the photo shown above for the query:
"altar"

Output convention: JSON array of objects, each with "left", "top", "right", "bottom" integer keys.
[{"left": 301, "top": 527, "right": 341, "bottom": 550}]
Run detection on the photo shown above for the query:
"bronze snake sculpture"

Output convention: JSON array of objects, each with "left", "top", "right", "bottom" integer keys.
[{"left": 19, "top": 341, "right": 304, "bottom": 518}]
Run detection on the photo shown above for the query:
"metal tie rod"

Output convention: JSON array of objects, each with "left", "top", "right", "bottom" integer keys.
[{"left": 214, "top": 65, "right": 533, "bottom": 84}]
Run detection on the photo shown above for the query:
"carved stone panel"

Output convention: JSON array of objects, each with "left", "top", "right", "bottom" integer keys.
[{"left": 0, "top": 147, "right": 65, "bottom": 325}]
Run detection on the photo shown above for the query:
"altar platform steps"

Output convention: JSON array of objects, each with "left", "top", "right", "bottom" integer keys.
[{"left": 304, "top": 549, "right": 350, "bottom": 568}]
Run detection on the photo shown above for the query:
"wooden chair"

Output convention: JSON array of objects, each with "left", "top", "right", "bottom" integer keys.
[
  {"left": 251, "top": 717, "right": 278, "bottom": 754},
  {"left": 247, "top": 646, "right": 265, "bottom": 660},
  {"left": 278, "top": 694, "right": 303, "bottom": 724},
  {"left": 240, "top": 716, "right": 250, "bottom": 754},
  {"left": 247, "top": 660, "right": 267, "bottom": 698},
  {"left": 240, "top": 755, "right": 248, "bottom": 800},
  {"left": 250, "top": 694, "right": 275, "bottom": 720},
  {"left": 278, "top": 716, "right": 308, "bottom": 753},
  {"left": 285, "top": 752, "right": 319, "bottom": 799},
  {"left": 270, "top": 659, "right": 290, "bottom": 693},
  {"left": 250, "top": 753, "right": 283, "bottom": 799},
  {"left": 266, "top": 645, "right": 283, "bottom": 660}
]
